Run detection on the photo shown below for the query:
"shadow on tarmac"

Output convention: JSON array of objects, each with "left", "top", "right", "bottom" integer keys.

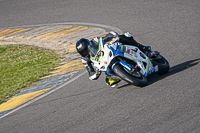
[{"left": 118, "top": 58, "right": 200, "bottom": 88}]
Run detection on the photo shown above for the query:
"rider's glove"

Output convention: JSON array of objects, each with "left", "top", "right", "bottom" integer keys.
[
  {"left": 110, "top": 31, "right": 119, "bottom": 43},
  {"left": 81, "top": 56, "right": 101, "bottom": 80},
  {"left": 110, "top": 31, "right": 118, "bottom": 38},
  {"left": 124, "top": 32, "right": 132, "bottom": 38},
  {"left": 103, "top": 31, "right": 119, "bottom": 43}
]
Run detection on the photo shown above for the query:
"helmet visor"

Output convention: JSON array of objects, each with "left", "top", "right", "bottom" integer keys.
[{"left": 79, "top": 47, "right": 89, "bottom": 57}]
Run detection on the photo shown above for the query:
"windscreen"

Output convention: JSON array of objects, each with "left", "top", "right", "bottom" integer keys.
[{"left": 88, "top": 41, "right": 99, "bottom": 57}]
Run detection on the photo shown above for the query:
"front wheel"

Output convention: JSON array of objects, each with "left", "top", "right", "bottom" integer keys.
[{"left": 113, "top": 64, "right": 147, "bottom": 87}]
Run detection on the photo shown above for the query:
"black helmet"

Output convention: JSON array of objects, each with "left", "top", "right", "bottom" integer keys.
[{"left": 76, "top": 38, "right": 91, "bottom": 57}]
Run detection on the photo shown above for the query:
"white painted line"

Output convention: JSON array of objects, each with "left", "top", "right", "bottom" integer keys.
[
  {"left": 26, "top": 25, "right": 68, "bottom": 38},
  {"left": 56, "top": 28, "right": 105, "bottom": 41}
]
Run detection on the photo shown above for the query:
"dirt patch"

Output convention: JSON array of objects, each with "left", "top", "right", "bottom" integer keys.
[{"left": 0, "top": 37, "right": 66, "bottom": 56}]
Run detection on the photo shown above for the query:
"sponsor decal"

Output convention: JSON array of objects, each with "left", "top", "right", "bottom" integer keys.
[
  {"left": 123, "top": 47, "right": 138, "bottom": 57},
  {"left": 94, "top": 50, "right": 104, "bottom": 62},
  {"left": 155, "top": 65, "right": 159, "bottom": 72}
]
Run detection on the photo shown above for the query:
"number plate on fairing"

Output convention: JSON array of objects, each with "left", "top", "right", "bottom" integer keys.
[{"left": 146, "top": 65, "right": 158, "bottom": 76}]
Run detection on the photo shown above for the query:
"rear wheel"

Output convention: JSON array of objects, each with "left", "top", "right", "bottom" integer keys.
[
  {"left": 113, "top": 63, "right": 147, "bottom": 87},
  {"left": 152, "top": 55, "right": 170, "bottom": 75}
]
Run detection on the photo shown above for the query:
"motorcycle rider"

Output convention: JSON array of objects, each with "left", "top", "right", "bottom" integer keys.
[{"left": 76, "top": 31, "right": 151, "bottom": 87}]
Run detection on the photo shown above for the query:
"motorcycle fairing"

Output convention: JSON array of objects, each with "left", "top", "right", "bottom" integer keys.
[
  {"left": 90, "top": 38, "right": 104, "bottom": 62},
  {"left": 90, "top": 38, "right": 158, "bottom": 77}
]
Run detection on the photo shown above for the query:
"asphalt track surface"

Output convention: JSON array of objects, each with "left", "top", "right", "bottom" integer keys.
[{"left": 0, "top": 0, "right": 200, "bottom": 133}]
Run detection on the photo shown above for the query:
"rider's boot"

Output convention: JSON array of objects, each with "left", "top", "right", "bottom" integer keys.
[
  {"left": 106, "top": 76, "right": 121, "bottom": 87},
  {"left": 118, "top": 32, "right": 151, "bottom": 54}
]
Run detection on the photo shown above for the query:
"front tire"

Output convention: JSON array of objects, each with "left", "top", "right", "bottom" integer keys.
[{"left": 113, "top": 64, "right": 147, "bottom": 87}]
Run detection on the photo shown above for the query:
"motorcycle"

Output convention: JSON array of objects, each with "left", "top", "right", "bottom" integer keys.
[{"left": 88, "top": 37, "right": 170, "bottom": 87}]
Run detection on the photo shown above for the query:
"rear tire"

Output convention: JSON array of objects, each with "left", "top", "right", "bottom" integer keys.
[
  {"left": 152, "top": 55, "right": 170, "bottom": 75},
  {"left": 113, "top": 64, "right": 147, "bottom": 87}
]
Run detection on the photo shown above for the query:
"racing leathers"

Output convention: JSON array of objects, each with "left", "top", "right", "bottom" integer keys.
[{"left": 81, "top": 32, "right": 151, "bottom": 87}]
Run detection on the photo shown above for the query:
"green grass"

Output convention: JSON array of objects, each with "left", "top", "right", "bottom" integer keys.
[{"left": 0, "top": 44, "right": 61, "bottom": 104}]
